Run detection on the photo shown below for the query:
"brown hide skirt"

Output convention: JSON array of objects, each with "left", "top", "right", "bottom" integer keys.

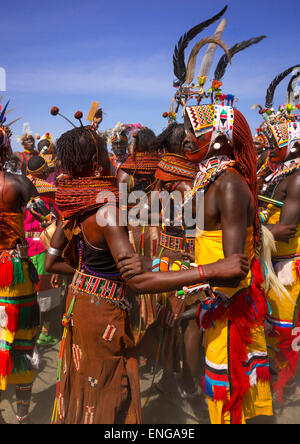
[{"left": 55, "top": 287, "right": 142, "bottom": 424}]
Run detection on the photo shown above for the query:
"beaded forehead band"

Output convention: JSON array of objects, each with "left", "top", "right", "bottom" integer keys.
[
  {"left": 269, "top": 122, "right": 288, "bottom": 150},
  {"left": 185, "top": 104, "right": 234, "bottom": 151},
  {"left": 268, "top": 120, "right": 300, "bottom": 159}
]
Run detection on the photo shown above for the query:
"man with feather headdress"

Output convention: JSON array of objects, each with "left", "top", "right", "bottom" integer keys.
[
  {"left": 253, "top": 66, "right": 300, "bottom": 404},
  {"left": 107, "top": 122, "right": 130, "bottom": 176},
  {"left": 13, "top": 123, "right": 39, "bottom": 175},
  {"left": 153, "top": 5, "right": 271, "bottom": 423}
]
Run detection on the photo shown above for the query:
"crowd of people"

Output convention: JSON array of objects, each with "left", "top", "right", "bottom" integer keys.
[{"left": 0, "top": 6, "right": 299, "bottom": 425}]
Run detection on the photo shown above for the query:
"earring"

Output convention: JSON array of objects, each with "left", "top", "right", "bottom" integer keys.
[
  {"left": 94, "top": 166, "right": 103, "bottom": 177},
  {"left": 213, "top": 142, "right": 221, "bottom": 150}
]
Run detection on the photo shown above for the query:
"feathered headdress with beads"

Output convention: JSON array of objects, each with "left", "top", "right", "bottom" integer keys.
[{"left": 165, "top": 5, "right": 266, "bottom": 121}]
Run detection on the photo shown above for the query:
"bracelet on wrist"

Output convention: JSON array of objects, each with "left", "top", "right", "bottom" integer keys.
[{"left": 198, "top": 264, "right": 206, "bottom": 282}]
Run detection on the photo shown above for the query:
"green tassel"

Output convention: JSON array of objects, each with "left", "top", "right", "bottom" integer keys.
[
  {"left": 11, "top": 352, "right": 32, "bottom": 374},
  {"left": 18, "top": 304, "right": 40, "bottom": 330},
  {"left": 13, "top": 257, "right": 25, "bottom": 286},
  {"left": 27, "top": 260, "right": 39, "bottom": 284}
]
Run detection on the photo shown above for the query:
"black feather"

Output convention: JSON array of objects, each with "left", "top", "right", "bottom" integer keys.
[
  {"left": 214, "top": 35, "right": 266, "bottom": 81},
  {"left": 287, "top": 72, "right": 300, "bottom": 102},
  {"left": 173, "top": 5, "right": 228, "bottom": 86},
  {"left": 265, "top": 65, "right": 300, "bottom": 108}
]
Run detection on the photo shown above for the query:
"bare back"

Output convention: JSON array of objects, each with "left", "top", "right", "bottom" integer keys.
[{"left": 0, "top": 171, "right": 38, "bottom": 212}]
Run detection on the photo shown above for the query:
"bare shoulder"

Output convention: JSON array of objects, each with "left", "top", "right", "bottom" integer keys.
[
  {"left": 13, "top": 173, "right": 36, "bottom": 191},
  {"left": 286, "top": 169, "right": 300, "bottom": 193},
  {"left": 289, "top": 169, "right": 300, "bottom": 183},
  {"left": 215, "top": 169, "right": 251, "bottom": 197},
  {"left": 174, "top": 180, "right": 193, "bottom": 193},
  {"left": 3, "top": 172, "right": 22, "bottom": 188},
  {"left": 92, "top": 204, "right": 123, "bottom": 230}
]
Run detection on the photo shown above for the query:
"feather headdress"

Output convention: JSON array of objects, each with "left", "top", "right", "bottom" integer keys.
[
  {"left": 265, "top": 65, "right": 300, "bottom": 109},
  {"left": 166, "top": 5, "right": 266, "bottom": 118},
  {"left": 173, "top": 6, "right": 228, "bottom": 87},
  {"left": 105, "top": 122, "right": 142, "bottom": 143},
  {"left": 214, "top": 35, "right": 266, "bottom": 81}
]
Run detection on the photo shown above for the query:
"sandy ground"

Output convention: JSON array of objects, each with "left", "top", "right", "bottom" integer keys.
[{"left": 1, "top": 310, "right": 299, "bottom": 425}]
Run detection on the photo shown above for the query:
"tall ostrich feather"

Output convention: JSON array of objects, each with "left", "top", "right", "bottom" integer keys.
[
  {"left": 185, "top": 37, "right": 231, "bottom": 86},
  {"left": 214, "top": 35, "right": 266, "bottom": 81},
  {"left": 198, "top": 18, "right": 227, "bottom": 80},
  {"left": 265, "top": 65, "right": 300, "bottom": 108},
  {"left": 173, "top": 5, "right": 228, "bottom": 86}
]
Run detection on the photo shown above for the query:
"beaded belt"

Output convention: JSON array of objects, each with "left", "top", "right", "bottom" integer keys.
[
  {"left": 160, "top": 232, "right": 195, "bottom": 253},
  {"left": 160, "top": 232, "right": 184, "bottom": 251},
  {"left": 70, "top": 269, "right": 129, "bottom": 309}
]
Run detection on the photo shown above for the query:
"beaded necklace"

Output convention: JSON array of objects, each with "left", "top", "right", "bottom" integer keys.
[
  {"left": 258, "top": 154, "right": 276, "bottom": 178},
  {"left": 184, "top": 156, "right": 236, "bottom": 204},
  {"left": 155, "top": 153, "right": 198, "bottom": 182},
  {"left": 264, "top": 158, "right": 300, "bottom": 198},
  {"left": 55, "top": 175, "right": 119, "bottom": 220},
  {"left": 120, "top": 152, "right": 160, "bottom": 175}
]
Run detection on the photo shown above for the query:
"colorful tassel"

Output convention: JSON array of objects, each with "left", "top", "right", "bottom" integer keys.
[
  {"left": 213, "top": 385, "right": 228, "bottom": 402},
  {"left": 0, "top": 254, "right": 14, "bottom": 288},
  {"left": 199, "top": 258, "right": 268, "bottom": 424},
  {"left": 257, "top": 366, "right": 271, "bottom": 382},
  {"left": 5, "top": 305, "right": 19, "bottom": 334},
  {"left": 0, "top": 350, "right": 13, "bottom": 377},
  {"left": 295, "top": 259, "right": 300, "bottom": 279}
]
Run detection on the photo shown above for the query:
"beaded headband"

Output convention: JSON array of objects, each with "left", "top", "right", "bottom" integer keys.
[
  {"left": 269, "top": 122, "right": 288, "bottom": 150},
  {"left": 185, "top": 104, "right": 234, "bottom": 151}
]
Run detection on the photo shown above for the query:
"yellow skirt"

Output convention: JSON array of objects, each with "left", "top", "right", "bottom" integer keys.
[
  {"left": 205, "top": 318, "right": 273, "bottom": 424},
  {"left": 196, "top": 228, "right": 273, "bottom": 423}
]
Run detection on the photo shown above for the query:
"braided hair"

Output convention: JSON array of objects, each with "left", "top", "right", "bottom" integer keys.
[
  {"left": 232, "top": 108, "right": 260, "bottom": 247},
  {"left": 134, "top": 127, "right": 156, "bottom": 152},
  {"left": 155, "top": 123, "right": 185, "bottom": 153},
  {"left": 56, "top": 127, "right": 110, "bottom": 177}
]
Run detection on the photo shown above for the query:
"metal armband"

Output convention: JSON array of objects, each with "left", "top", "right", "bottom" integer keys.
[{"left": 47, "top": 247, "right": 63, "bottom": 257}]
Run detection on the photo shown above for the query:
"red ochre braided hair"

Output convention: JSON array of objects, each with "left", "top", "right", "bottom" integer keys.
[
  {"left": 232, "top": 108, "right": 260, "bottom": 247},
  {"left": 56, "top": 126, "right": 111, "bottom": 177}
]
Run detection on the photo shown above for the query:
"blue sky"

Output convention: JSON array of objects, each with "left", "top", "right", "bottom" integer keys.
[{"left": 2, "top": 0, "right": 299, "bottom": 151}]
